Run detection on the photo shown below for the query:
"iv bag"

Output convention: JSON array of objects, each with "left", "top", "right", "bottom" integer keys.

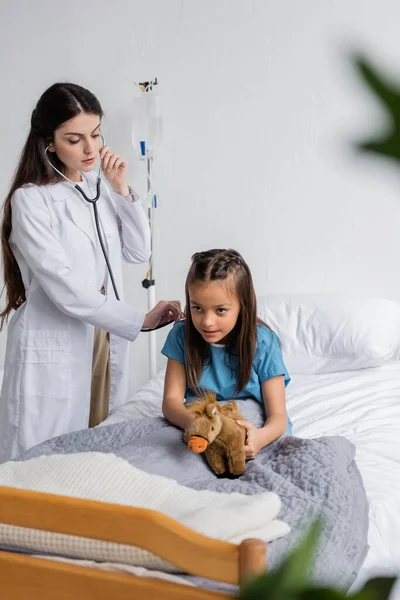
[{"left": 131, "top": 84, "right": 163, "bottom": 158}]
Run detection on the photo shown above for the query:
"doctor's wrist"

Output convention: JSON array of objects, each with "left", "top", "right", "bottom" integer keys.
[{"left": 112, "top": 183, "right": 130, "bottom": 197}]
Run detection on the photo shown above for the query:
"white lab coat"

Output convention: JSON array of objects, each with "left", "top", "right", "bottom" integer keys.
[{"left": 0, "top": 172, "right": 151, "bottom": 463}]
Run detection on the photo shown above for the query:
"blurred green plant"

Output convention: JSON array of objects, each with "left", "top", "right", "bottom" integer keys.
[
  {"left": 239, "top": 520, "right": 396, "bottom": 600},
  {"left": 353, "top": 54, "right": 400, "bottom": 165}
]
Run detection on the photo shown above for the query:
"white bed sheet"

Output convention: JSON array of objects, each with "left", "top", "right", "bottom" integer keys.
[{"left": 102, "top": 362, "right": 400, "bottom": 597}]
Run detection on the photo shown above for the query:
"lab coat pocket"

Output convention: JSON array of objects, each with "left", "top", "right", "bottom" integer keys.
[
  {"left": 18, "top": 330, "right": 70, "bottom": 401},
  {"left": 19, "top": 330, "right": 68, "bottom": 365},
  {"left": 16, "top": 329, "right": 72, "bottom": 450}
]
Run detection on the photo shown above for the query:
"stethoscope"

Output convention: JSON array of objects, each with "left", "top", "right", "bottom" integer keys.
[{"left": 45, "top": 134, "right": 173, "bottom": 332}]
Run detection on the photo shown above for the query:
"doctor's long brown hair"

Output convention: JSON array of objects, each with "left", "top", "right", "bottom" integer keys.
[
  {"left": 0, "top": 82, "right": 103, "bottom": 329},
  {"left": 184, "top": 249, "right": 267, "bottom": 396}
]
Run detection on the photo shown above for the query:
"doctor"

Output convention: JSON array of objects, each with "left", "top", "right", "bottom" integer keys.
[{"left": 0, "top": 82, "right": 182, "bottom": 462}]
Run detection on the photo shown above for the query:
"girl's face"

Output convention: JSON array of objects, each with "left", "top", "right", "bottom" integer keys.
[
  {"left": 189, "top": 279, "right": 241, "bottom": 344},
  {"left": 49, "top": 112, "right": 102, "bottom": 181}
]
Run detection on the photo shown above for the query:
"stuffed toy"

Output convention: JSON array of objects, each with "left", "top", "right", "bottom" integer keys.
[{"left": 184, "top": 392, "right": 247, "bottom": 476}]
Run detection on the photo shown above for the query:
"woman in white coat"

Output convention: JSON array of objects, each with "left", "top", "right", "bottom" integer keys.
[{"left": 0, "top": 82, "right": 182, "bottom": 463}]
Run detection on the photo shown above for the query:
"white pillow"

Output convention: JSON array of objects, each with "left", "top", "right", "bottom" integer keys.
[{"left": 257, "top": 294, "right": 400, "bottom": 374}]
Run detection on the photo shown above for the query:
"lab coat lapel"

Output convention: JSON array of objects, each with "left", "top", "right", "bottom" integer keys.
[{"left": 48, "top": 181, "right": 97, "bottom": 248}]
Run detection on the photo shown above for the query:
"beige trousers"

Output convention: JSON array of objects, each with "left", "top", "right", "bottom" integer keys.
[
  {"left": 89, "top": 287, "right": 110, "bottom": 428},
  {"left": 89, "top": 328, "right": 110, "bottom": 428}
]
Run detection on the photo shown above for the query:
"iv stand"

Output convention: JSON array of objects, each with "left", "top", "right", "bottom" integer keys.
[{"left": 144, "top": 156, "right": 157, "bottom": 379}]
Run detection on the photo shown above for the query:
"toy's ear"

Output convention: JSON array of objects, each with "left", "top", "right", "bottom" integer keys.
[
  {"left": 206, "top": 404, "right": 220, "bottom": 417},
  {"left": 220, "top": 401, "right": 237, "bottom": 414}
]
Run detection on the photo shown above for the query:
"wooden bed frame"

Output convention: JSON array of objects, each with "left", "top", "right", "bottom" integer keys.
[{"left": 0, "top": 485, "right": 267, "bottom": 599}]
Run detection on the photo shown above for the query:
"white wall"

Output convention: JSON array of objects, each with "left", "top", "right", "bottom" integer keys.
[{"left": 1, "top": 0, "right": 400, "bottom": 394}]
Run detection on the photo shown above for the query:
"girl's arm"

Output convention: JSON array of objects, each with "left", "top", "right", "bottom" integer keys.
[
  {"left": 237, "top": 375, "right": 288, "bottom": 459},
  {"left": 162, "top": 358, "right": 196, "bottom": 430},
  {"left": 259, "top": 375, "right": 288, "bottom": 442}
]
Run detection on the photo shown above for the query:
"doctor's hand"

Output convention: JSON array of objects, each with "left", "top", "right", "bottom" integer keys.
[
  {"left": 143, "top": 301, "right": 184, "bottom": 330},
  {"left": 100, "top": 146, "right": 129, "bottom": 197}
]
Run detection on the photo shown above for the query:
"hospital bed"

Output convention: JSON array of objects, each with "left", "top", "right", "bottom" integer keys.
[
  {"left": 111, "top": 359, "right": 400, "bottom": 595},
  {"left": 0, "top": 294, "right": 399, "bottom": 598},
  {"left": 101, "top": 294, "right": 400, "bottom": 597}
]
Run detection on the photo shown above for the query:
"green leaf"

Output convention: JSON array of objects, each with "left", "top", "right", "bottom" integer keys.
[
  {"left": 352, "top": 55, "right": 400, "bottom": 118},
  {"left": 239, "top": 520, "right": 321, "bottom": 600},
  {"left": 238, "top": 571, "right": 279, "bottom": 600},
  {"left": 351, "top": 54, "right": 400, "bottom": 165},
  {"left": 350, "top": 577, "right": 397, "bottom": 600}
]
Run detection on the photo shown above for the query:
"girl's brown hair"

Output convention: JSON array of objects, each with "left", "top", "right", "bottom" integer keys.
[{"left": 184, "top": 249, "right": 266, "bottom": 396}]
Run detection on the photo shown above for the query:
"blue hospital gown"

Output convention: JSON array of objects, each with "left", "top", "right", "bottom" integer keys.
[{"left": 162, "top": 321, "right": 292, "bottom": 434}]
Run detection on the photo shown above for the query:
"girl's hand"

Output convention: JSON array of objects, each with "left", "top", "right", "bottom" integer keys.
[
  {"left": 236, "top": 420, "right": 263, "bottom": 460},
  {"left": 100, "top": 145, "right": 129, "bottom": 196}
]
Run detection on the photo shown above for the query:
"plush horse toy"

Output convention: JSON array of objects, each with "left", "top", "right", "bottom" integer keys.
[{"left": 184, "top": 393, "right": 247, "bottom": 477}]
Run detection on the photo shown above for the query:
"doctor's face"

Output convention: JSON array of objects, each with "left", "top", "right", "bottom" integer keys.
[{"left": 49, "top": 112, "right": 102, "bottom": 181}]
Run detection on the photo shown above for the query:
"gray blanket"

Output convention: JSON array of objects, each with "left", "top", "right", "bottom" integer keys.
[{"left": 15, "top": 400, "right": 368, "bottom": 591}]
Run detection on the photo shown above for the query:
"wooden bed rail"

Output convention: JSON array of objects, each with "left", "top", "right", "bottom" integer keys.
[{"left": 0, "top": 484, "right": 267, "bottom": 590}]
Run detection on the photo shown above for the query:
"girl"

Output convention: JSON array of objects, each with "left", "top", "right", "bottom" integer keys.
[
  {"left": 162, "top": 249, "right": 292, "bottom": 459},
  {"left": 0, "top": 82, "right": 181, "bottom": 462}
]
